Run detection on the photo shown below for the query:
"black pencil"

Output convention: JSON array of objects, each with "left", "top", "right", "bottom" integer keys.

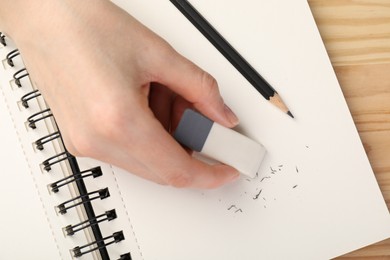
[{"left": 169, "top": 0, "right": 294, "bottom": 118}]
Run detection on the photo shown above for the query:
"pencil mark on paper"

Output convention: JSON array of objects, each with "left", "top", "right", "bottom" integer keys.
[
  {"left": 253, "top": 189, "right": 262, "bottom": 200},
  {"left": 227, "top": 205, "right": 237, "bottom": 211},
  {"left": 220, "top": 163, "right": 302, "bottom": 215},
  {"left": 260, "top": 176, "right": 271, "bottom": 182},
  {"left": 227, "top": 204, "right": 243, "bottom": 213}
]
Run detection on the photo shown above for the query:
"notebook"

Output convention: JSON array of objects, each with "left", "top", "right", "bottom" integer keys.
[{"left": 1, "top": 0, "right": 390, "bottom": 259}]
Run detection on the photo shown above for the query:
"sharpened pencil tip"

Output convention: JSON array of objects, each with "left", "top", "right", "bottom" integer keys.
[{"left": 287, "top": 111, "right": 294, "bottom": 118}]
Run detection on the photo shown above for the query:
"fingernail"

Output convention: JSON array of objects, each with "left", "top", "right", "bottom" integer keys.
[{"left": 224, "top": 104, "right": 239, "bottom": 126}]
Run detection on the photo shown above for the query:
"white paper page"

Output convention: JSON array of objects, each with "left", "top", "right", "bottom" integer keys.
[
  {"left": 110, "top": 0, "right": 390, "bottom": 259},
  {"left": 0, "top": 71, "right": 60, "bottom": 259},
  {"left": 0, "top": 40, "right": 97, "bottom": 260}
]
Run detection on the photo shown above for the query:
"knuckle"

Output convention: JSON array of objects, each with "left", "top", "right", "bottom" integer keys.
[
  {"left": 160, "top": 43, "right": 176, "bottom": 58},
  {"left": 151, "top": 41, "right": 176, "bottom": 68},
  {"left": 199, "top": 71, "right": 219, "bottom": 101},
  {"left": 157, "top": 39, "right": 176, "bottom": 57}
]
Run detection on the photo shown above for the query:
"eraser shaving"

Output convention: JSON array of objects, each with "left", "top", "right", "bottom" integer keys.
[{"left": 174, "top": 109, "right": 266, "bottom": 178}]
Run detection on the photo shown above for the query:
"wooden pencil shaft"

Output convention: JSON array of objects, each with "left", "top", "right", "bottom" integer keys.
[{"left": 170, "top": 0, "right": 276, "bottom": 99}]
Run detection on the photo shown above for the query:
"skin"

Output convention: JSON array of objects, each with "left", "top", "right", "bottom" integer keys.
[{"left": 0, "top": 0, "right": 240, "bottom": 188}]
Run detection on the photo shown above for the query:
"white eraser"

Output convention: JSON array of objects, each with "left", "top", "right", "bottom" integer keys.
[{"left": 174, "top": 109, "right": 266, "bottom": 178}]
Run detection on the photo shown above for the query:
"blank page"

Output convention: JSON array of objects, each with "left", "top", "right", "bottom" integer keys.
[{"left": 107, "top": 0, "right": 390, "bottom": 259}]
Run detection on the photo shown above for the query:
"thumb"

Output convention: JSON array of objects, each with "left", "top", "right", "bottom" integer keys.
[{"left": 152, "top": 47, "right": 239, "bottom": 127}]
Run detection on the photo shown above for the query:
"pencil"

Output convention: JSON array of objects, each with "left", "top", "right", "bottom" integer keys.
[{"left": 169, "top": 0, "right": 294, "bottom": 118}]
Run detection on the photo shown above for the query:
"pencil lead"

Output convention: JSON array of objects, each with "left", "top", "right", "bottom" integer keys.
[{"left": 287, "top": 111, "right": 294, "bottom": 118}]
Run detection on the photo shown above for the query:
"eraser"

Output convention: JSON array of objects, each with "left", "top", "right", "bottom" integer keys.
[{"left": 174, "top": 109, "right": 266, "bottom": 178}]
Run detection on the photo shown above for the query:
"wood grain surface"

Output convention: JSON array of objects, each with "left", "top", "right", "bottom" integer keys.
[{"left": 308, "top": 0, "right": 390, "bottom": 258}]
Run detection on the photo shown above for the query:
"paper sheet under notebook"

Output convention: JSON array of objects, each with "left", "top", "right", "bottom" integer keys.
[{"left": 92, "top": 0, "right": 390, "bottom": 259}]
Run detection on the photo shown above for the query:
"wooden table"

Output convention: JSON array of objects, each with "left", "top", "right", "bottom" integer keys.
[{"left": 308, "top": 0, "right": 390, "bottom": 258}]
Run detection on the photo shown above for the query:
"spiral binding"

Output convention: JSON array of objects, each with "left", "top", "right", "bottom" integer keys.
[
  {"left": 2, "top": 33, "right": 131, "bottom": 259},
  {"left": 21, "top": 89, "right": 41, "bottom": 108},
  {"left": 118, "top": 253, "right": 132, "bottom": 260},
  {"left": 57, "top": 188, "right": 110, "bottom": 215},
  {"left": 64, "top": 209, "right": 117, "bottom": 236},
  {"left": 49, "top": 166, "right": 102, "bottom": 193},
  {"left": 6, "top": 48, "right": 20, "bottom": 67},
  {"left": 35, "top": 131, "right": 61, "bottom": 151},
  {"left": 72, "top": 231, "right": 125, "bottom": 258},
  {"left": 41, "top": 151, "right": 71, "bottom": 172},
  {"left": 0, "top": 32, "right": 6, "bottom": 47},
  {"left": 27, "top": 108, "right": 53, "bottom": 129},
  {"left": 13, "top": 68, "right": 29, "bottom": 87}
]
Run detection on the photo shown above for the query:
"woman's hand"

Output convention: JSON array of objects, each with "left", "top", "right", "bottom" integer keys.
[{"left": 0, "top": 0, "right": 240, "bottom": 188}]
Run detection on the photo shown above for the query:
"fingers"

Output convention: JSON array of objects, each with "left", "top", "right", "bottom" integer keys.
[
  {"left": 108, "top": 150, "right": 167, "bottom": 185},
  {"left": 150, "top": 47, "right": 239, "bottom": 128},
  {"left": 143, "top": 49, "right": 241, "bottom": 188},
  {"left": 124, "top": 115, "right": 240, "bottom": 189}
]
